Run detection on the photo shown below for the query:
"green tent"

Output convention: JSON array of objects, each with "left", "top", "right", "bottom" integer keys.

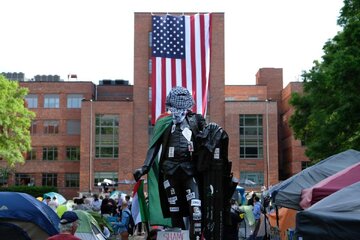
[
  {"left": 56, "top": 200, "right": 74, "bottom": 218},
  {"left": 73, "top": 210, "right": 107, "bottom": 240},
  {"left": 88, "top": 211, "right": 114, "bottom": 234}
]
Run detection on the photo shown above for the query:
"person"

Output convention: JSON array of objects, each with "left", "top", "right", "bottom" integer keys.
[
  {"left": 134, "top": 86, "right": 207, "bottom": 240},
  {"left": 100, "top": 197, "right": 113, "bottom": 217},
  {"left": 125, "top": 195, "right": 131, "bottom": 206},
  {"left": 247, "top": 192, "right": 257, "bottom": 206},
  {"left": 73, "top": 198, "right": 88, "bottom": 211},
  {"left": 48, "top": 196, "right": 59, "bottom": 212},
  {"left": 250, "top": 196, "right": 262, "bottom": 240},
  {"left": 224, "top": 199, "right": 243, "bottom": 240},
  {"left": 44, "top": 196, "right": 51, "bottom": 206},
  {"left": 91, "top": 194, "right": 102, "bottom": 212},
  {"left": 47, "top": 211, "right": 81, "bottom": 240},
  {"left": 108, "top": 201, "right": 131, "bottom": 240}
]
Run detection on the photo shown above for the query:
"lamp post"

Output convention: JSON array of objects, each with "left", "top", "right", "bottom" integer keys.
[{"left": 265, "top": 99, "right": 270, "bottom": 188}]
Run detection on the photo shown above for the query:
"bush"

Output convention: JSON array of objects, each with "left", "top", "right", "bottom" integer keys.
[{"left": 0, "top": 186, "right": 58, "bottom": 198}]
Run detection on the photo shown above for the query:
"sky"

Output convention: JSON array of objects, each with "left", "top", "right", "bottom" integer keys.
[{"left": 0, "top": 0, "right": 344, "bottom": 87}]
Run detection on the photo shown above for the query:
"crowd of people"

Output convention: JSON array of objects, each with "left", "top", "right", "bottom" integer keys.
[
  {"left": 40, "top": 187, "right": 270, "bottom": 240},
  {"left": 223, "top": 191, "right": 270, "bottom": 240},
  {"left": 42, "top": 189, "right": 148, "bottom": 240}
]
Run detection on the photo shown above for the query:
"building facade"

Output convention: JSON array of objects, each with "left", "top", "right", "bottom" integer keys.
[{"left": 0, "top": 13, "right": 308, "bottom": 198}]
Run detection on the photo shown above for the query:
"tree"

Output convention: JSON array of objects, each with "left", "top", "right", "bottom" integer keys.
[
  {"left": 289, "top": 0, "right": 360, "bottom": 162},
  {"left": 0, "top": 75, "right": 35, "bottom": 166}
]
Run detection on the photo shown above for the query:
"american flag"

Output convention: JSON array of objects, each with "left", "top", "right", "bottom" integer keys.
[{"left": 151, "top": 13, "right": 211, "bottom": 123}]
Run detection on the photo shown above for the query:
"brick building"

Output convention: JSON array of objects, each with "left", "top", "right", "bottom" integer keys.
[{"left": 0, "top": 13, "right": 308, "bottom": 198}]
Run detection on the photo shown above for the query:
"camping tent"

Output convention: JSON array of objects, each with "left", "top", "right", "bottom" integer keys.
[
  {"left": 74, "top": 210, "right": 107, "bottom": 240},
  {"left": 88, "top": 211, "right": 114, "bottom": 235},
  {"left": 56, "top": 200, "right": 74, "bottom": 218},
  {"left": 296, "top": 181, "right": 360, "bottom": 240},
  {"left": 268, "top": 149, "right": 360, "bottom": 210},
  {"left": 43, "top": 192, "right": 67, "bottom": 205},
  {"left": 0, "top": 192, "right": 60, "bottom": 240},
  {"left": 300, "top": 162, "right": 360, "bottom": 209},
  {"left": 268, "top": 208, "right": 297, "bottom": 240}
]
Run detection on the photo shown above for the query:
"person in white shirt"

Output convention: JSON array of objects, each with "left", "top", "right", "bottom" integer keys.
[{"left": 48, "top": 196, "right": 59, "bottom": 211}]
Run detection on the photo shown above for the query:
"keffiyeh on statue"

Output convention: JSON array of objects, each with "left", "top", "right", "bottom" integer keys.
[{"left": 166, "top": 86, "right": 195, "bottom": 124}]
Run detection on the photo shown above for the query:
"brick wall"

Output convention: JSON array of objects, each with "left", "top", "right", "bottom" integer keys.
[{"left": 225, "top": 101, "right": 279, "bottom": 188}]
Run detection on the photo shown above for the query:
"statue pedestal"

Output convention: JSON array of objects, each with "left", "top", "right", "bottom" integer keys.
[{"left": 157, "top": 230, "right": 189, "bottom": 240}]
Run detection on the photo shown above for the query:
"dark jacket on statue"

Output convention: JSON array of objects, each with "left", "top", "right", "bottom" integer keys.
[
  {"left": 196, "top": 123, "right": 237, "bottom": 239},
  {"left": 196, "top": 124, "right": 229, "bottom": 171}
]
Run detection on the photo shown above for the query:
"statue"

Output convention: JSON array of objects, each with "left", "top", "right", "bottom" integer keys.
[{"left": 134, "top": 86, "right": 236, "bottom": 240}]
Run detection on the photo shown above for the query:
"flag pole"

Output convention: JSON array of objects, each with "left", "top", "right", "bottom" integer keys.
[{"left": 142, "top": 177, "right": 151, "bottom": 237}]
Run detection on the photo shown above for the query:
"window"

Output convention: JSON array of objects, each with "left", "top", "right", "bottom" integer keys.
[
  {"left": 15, "top": 173, "right": 35, "bottom": 186},
  {"left": 26, "top": 148, "right": 36, "bottom": 160},
  {"left": 66, "top": 147, "right": 80, "bottom": 161},
  {"left": 67, "top": 94, "right": 83, "bottom": 108},
  {"left": 148, "top": 59, "right": 152, "bottom": 74},
  {"left": 42, "top": 173, "right": 57, "bottom": 187},
  {"left": 42, "top": 147, "right": 58, "bottom": 160},
  {"left": 240, "top": 171, "right": 264, "bottom": 187},
  {"left": 94, "top": 172, "right": 118, "bottom": 186},
  {"left": 302, "top": 161, "right": 310, "bottom": 170},
  {"left": 44, "top": 120, "right": 59, "bottom": 134},
  {"left": 239, "top": 115, "right": 263, "bottom": 159},
  {"left": 95, "top": 115, "right": 119, "bottom": 158},
  {"left": 148, "top": 31, "right": 152, "bottom": 47},
  {"left": 148, "top": 87, "right": 152, "bottom": 101},
  {"left": 44, "top": 94, "right": 59, "bottom": 108},
  {"left": 65, "top": 173, "right": 79, "bottom": 187},
  {"left": 67, "top": 120, "right": 81, "bottom": 135},
  {"left": 25, "top": 94, "right": 38, "bottom": 108},
  {"left": 30, "top": 120, "right": 38, "bottom": 134}
]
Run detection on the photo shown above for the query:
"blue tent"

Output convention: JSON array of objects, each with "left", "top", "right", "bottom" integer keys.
[
  {"left": 234, "top": 186, "right": 246, "bottom": 205},
  {"left": 0, "top": 192, "right": 60, "bottom": 239}
]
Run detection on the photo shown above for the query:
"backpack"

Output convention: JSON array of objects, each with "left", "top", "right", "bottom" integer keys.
[{"left": 123, "top": 209, "right": 135, "bottom": 235}]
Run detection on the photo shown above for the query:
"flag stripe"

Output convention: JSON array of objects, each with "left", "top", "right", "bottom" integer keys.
[
  {"left": 176, "top": 59, "right": 182, "bottom": 87},
  {"left": 200, "top": 14, "right": 206, "bottom": 115},
  {"left": 161, "top": 58, "right": 167, "bottom": 115},
  {"left": 181, "top": 59, "right": 186, "bottom": 87},
  {"left": 171, "top": 58, "right": 176, "bottom": 87},
  {"left": 190, "top": 15, "right": 197, "bottom": 113},
  {"left": 151, "top": 56, "right": 157, "bottom": 121},
  {"left": 203, "top": 14, "right": 211, "bottom": 116},
  {"left": 185, "top": 16, "right": 192, "bottom": 93},
  {"left": 151, "top": 13, "right": 211, "bottom": 124}
]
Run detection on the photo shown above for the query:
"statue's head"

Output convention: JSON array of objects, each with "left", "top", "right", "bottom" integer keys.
[
  {"left": 165, "top": 86, "right": 194, "bottom": 110},
  {"left": 165, "top": 86, "right": 194, "bottom": 123}
]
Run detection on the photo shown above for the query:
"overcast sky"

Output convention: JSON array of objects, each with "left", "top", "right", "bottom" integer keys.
[{"left": 0, "top": 0, "right": 343, "bottom": 86}]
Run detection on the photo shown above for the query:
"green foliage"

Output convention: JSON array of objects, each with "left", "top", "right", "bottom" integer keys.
[
  {"left": 289, "top": 0, "right": 360, "bottom": 162},
  {"left": 0, "top": 185, "right": 58, "bottom": 198},
  {"left": 0, "top": 75, "right": 35, "bottom": 166}
]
